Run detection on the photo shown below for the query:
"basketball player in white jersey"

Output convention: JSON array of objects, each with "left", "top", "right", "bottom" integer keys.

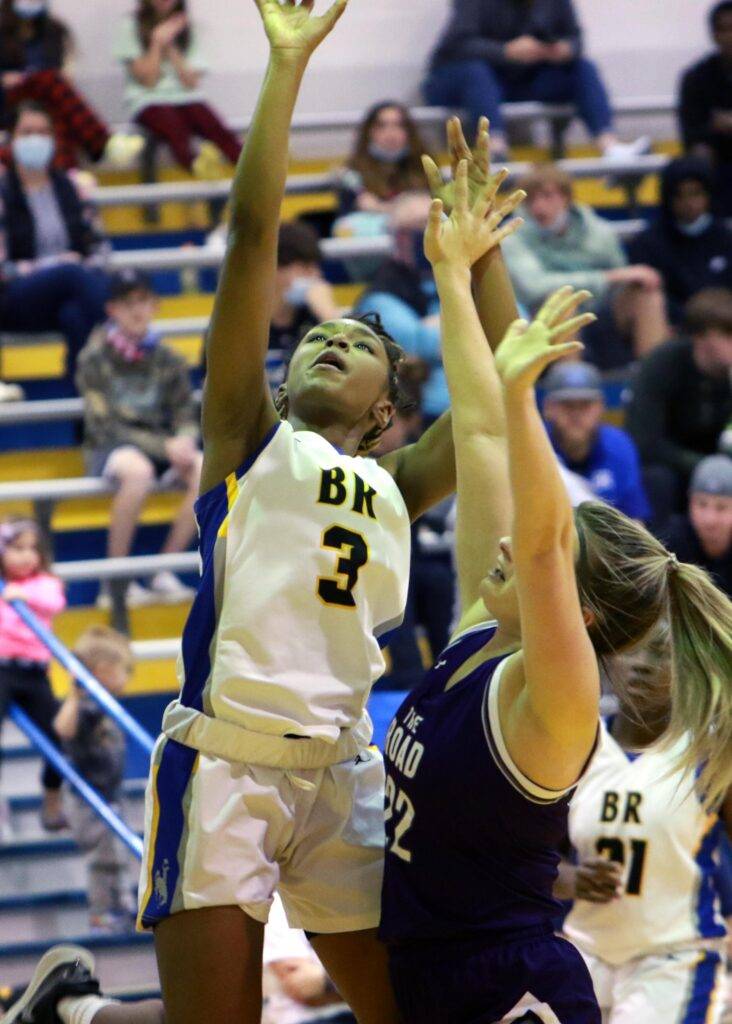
[
  {"left": 559, "top": 631, "right": 730, "bottom": 1024},
  {"left": 0, "top": 8, "right": 528, "bottom": 1024}
]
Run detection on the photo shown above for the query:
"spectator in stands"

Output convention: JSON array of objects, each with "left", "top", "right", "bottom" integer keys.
[
  {"left": 0, "top": 0, "right": 141, "bottom": 169},
  {"left": 678, "top": 1, "right": 732, "bottom": 216},
  {"left": 542, "top": 361, "right": 650, "bottom": 520},
  {"left": 0, "top": 101, "right": 109, "bottom": 390},
  {"left": 660, "top": 455, "right": 732, "bottom": 598},
  {"left": 628, "top": 157, "right": 732, "bottom": 325},
  {"left": 502, "top": 165, "right": 669, "bottom": 368},
  {"left": 268, "top": 222, "right": 341, "bottom": 387},
  {"left": 337, "top": 101, "right": 433, "bottom": 229},
  {"left": 626, "top": 288, "right": 732, "bottom": 522},
  {"left": 423, "top": 0, "right": 647, "bottom": 162},
  {"left": 0, "top": 516, "right": 66, "bottom": 832},
  {"left": 76, "top": 270, "right": 201, "bottom": 608},
  {"left": 54, "top": 626, "right": 136, "bottom": 935},
  {"left": 113, "top": 0, "right": 242, "bottom": 179},
  {"left": 263, "top": 895, "right": 355, "bottom": 1024},
  {"left": 355, "top": 243, "right": 446, "bottom": 421}
]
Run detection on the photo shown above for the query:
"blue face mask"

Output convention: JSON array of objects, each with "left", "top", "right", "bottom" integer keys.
[
  {"left": 284, "top": 276, "right": 314, "bottom": 308},
  {"left": 368, "top": 142, "right": 410, "bottom": 163},
  {"left": 12, "top": 133, "right": 55, "bottom": 171},
  {"left": 677, "top": 212, "right": 713, "bottom": 237},
  {"left": 13, "top": 0, "right": 47, "bottom": 17},
  {"left": 537, "top": 207, "right": 570, "bottom": 238}
]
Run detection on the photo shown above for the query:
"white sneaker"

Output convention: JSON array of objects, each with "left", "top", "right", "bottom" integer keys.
[
  {"left": 603, "top": 136, "right": 651, "bottom": 163},
  {"left": 0, "top": 381, "right": 24, "bottom": 403},
  {"left": 104, "top": 132, "right": 146, "bottom": 169},
  {"left": 96, "top": 580, "right": 154, "bottom": 610},
  {"left": 149, "top": 570, "right": 195, "bottom": 604}
]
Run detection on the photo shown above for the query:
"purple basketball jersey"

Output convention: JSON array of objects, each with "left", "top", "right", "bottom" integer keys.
[{"left": 380, "top": 621, "right": 575, "bottom": 946}]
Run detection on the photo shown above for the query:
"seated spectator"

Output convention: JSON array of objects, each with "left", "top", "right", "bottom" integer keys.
[
  {"left": 355, "top": 244, "right": 446, "bottom": 421},
  {"left": 423, "top": 0, "right": 647, "bottom": 161},
  {"left": 0, "top": 101, "right": 109, "bottom": 391},
  {"left": 54, "top": 626, "right": 137, "bottom": 934},
  {"left": 263, "top": 895, "right": 355, "bottom": 1024},
  {"left": 628, "top": 156, "right": 732, "bottom": 325},
  {"left": 268, "top": 221, "right": 341, "bottom": 388},
  {"left": 75, "top": 270, "right": 201, "bottom": 608},
  {"left": 336, "top": 101, "right": 433, "bottom": 231},
  {"left": 113, "top": 0, "right": 242, "bottom": 179},
  {"left": 678, "top": 1, "right": 732, "bottom": 216},
  {"left": 660, "top": 454, "right": 732, "bottom": 597},
  {"left": 626, "top": 288, "right": 732, "bottom": 522},
  {"left": 501, "top": 165, "right": 669, "bottom": 369},
  {"left": 542, "top": 361, "right": 650, "bottom": 520},
  {"left": 0, "top": 0, "right": 141, "bottom": 169}
]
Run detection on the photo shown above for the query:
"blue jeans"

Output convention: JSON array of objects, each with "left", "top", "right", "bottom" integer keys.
[
  {"left": 424, "top": 57, "right": 613, "bottom": 138},
  {"left": 0, "top": 263, "right": 109, "bottom": 384}
]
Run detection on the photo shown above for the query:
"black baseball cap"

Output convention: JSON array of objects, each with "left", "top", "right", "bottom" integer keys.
[
  {"left": 543, "top": 362, "right": 603, "bottom": 402},
  {"left": 108, "top": 268, "right": 154, "bottom": 301}
]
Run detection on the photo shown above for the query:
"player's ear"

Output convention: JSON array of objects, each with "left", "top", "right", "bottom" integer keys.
[
  {"left": 370, "top": 396, "right": 394, "bottom": 433},
  {"left": 581, "top": 606, "right": 596, "bottom": 631}
]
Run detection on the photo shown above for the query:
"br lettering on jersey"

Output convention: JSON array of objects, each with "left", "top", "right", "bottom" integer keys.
[
  {"left": 318, "top": 467, "right": 378, "bottom": 519},
  {"left": 600, "top": 790, "right": 643, "bottom": 824}
]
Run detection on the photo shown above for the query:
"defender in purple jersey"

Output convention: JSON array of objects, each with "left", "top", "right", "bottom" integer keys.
[{"left": 380, "top": 129, "right": 732, "bottom": 1024}]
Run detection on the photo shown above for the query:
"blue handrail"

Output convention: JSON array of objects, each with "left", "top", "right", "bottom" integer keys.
[
  {"left": 10, "top": 705, "right": 143, "bottom": 859},
  {"left": 0, "top": 585, "right": 154, "bottom": 757}
]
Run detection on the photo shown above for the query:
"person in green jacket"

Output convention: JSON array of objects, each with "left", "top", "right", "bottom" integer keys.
[{"left": 502, "top": 164, "right": 669, "bottom": 368}]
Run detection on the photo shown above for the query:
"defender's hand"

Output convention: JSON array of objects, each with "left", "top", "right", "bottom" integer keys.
[
  {"left": 422, "top": 116, "right": 509, "bottom": 217},
  {"left": 495, "top": 286, "right": 595, "bottom": 390},
  {"left": 254, "top": 0, "right": 347, "bottom": 59},
  {"left": 424, "top": 159, "right": 523, "bottom": 270}
]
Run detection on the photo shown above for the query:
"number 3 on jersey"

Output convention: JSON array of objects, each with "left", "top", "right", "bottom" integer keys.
[
  {"left": 317, "top": 525, "right": 369, "bottom": 607},
  {"left": 385, "top": 773, "right": 414, "bottom": 862}
]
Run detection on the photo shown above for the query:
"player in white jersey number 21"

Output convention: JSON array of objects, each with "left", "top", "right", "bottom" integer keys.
[{"left": 558, "top": 633, "right": 730, "bottom": 1024}]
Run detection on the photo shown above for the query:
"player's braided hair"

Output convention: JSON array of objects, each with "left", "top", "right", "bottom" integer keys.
[{"left": 274, "top": 313, "right": 410, "bottom": 455}]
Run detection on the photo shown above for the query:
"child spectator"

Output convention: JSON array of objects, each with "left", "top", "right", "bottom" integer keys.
[
  {"left": 76, "top": 269, "right": 201, "bottom": 608},
  {"left": 0, "top": 0, "right": 142, "bottom": 169},
  {"left": 678, "top": 0, "right": 732, "bottom": 216},
  {"left": 0, "top": 516, "right": 66, "bottom": 830},
  {"left": 626, "top": 288, "right": 732, "bottom": 521},
  {"left": 501, "top": 165, "right": 669, "bottom": 368},
  {"left": 113, "top": 0, "right": 241, "bottom": 179},
  {"left": 628, "top": 156, "right": 732, "bottom": 324},
  {"left": 542, "top": 361, "right": 650, "bottom": 521},
  {"left": 54, "top": 626, "right": 136, "bottom": 934},
  {"left": 0, "top": 101, "right": 110, "bottom": 391}
]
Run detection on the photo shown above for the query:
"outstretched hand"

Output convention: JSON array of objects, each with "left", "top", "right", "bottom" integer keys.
[
  {"left": 254, "top": 0, "right": 347, "bottom": 59},
  {"left": 423, "top": 158, "right": 524, "bottom": 270},
  {"left": 422, "top": 116, "right": 506, "bottom": 216},
  {"left": 495, "top": 286, "right": 596, "bottom": 391}
]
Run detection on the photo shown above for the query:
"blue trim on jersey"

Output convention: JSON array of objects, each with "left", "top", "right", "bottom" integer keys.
[
  {"left": 681, "top": 950, "right": 722, "bottom": 1024},
  {"left": 694, "top": 817, "right": 726, "bottom": 939},
  {"left": 140, "top": 738, "right": 198, "bottom": 928},
  {"left": 180, "top": 423, "right": 281, "bottom": 712}
]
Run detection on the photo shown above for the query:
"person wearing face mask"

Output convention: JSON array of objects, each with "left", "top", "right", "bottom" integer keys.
[
  {"left": 337, "top": 101, "right": 434, "bottom": 230},
  {"left": 0, "top": 0, "right": 142, "bottom": 170},
  {"left": 0, "top": 101, "right": 109, "bottom": 390},
  {"left": 628, "top": 157, "right": 732, "bottom": 327},
  {"left": 502, "top": 165, "right": 670, "bottom": 369},
  {"left": 268, "top": 221, "right": 341, "bottom": 388}
]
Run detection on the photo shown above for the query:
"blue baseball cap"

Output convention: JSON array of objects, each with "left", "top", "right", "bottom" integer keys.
[{"left": 543, "top": 362, "right": 603, "bottom": 402}]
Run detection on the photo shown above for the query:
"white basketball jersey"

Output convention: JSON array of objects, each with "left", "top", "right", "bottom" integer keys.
[
  {"left": 564, "top": 720, "right": 727, "bottom": 965},
  {"left": 163, "top": 422, "right": 411, "bottom": 766}
]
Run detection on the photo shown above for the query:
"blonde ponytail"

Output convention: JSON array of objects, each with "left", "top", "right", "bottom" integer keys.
[{"left": 665, "top": 561, "right": 732, "bottom": 810}]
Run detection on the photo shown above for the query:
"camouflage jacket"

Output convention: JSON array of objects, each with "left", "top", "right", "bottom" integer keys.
[{"left": 76, "top": 325, "right": 199, "bottom": 462}]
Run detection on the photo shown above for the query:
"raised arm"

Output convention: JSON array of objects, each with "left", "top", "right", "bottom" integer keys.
[
  {"left": 199, "top": 0, "right": 346, "bottom": 494},
  {"left": 495, "top": 291, "right": 600, "bottom": 788}
]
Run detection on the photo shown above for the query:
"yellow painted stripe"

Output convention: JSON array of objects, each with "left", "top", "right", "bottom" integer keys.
[
  {"left": 137, "top": 754, "right": 161, "bottom": 931},
  {"left": 217, "top": 469, "right": 239, "bottom": 538}
]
